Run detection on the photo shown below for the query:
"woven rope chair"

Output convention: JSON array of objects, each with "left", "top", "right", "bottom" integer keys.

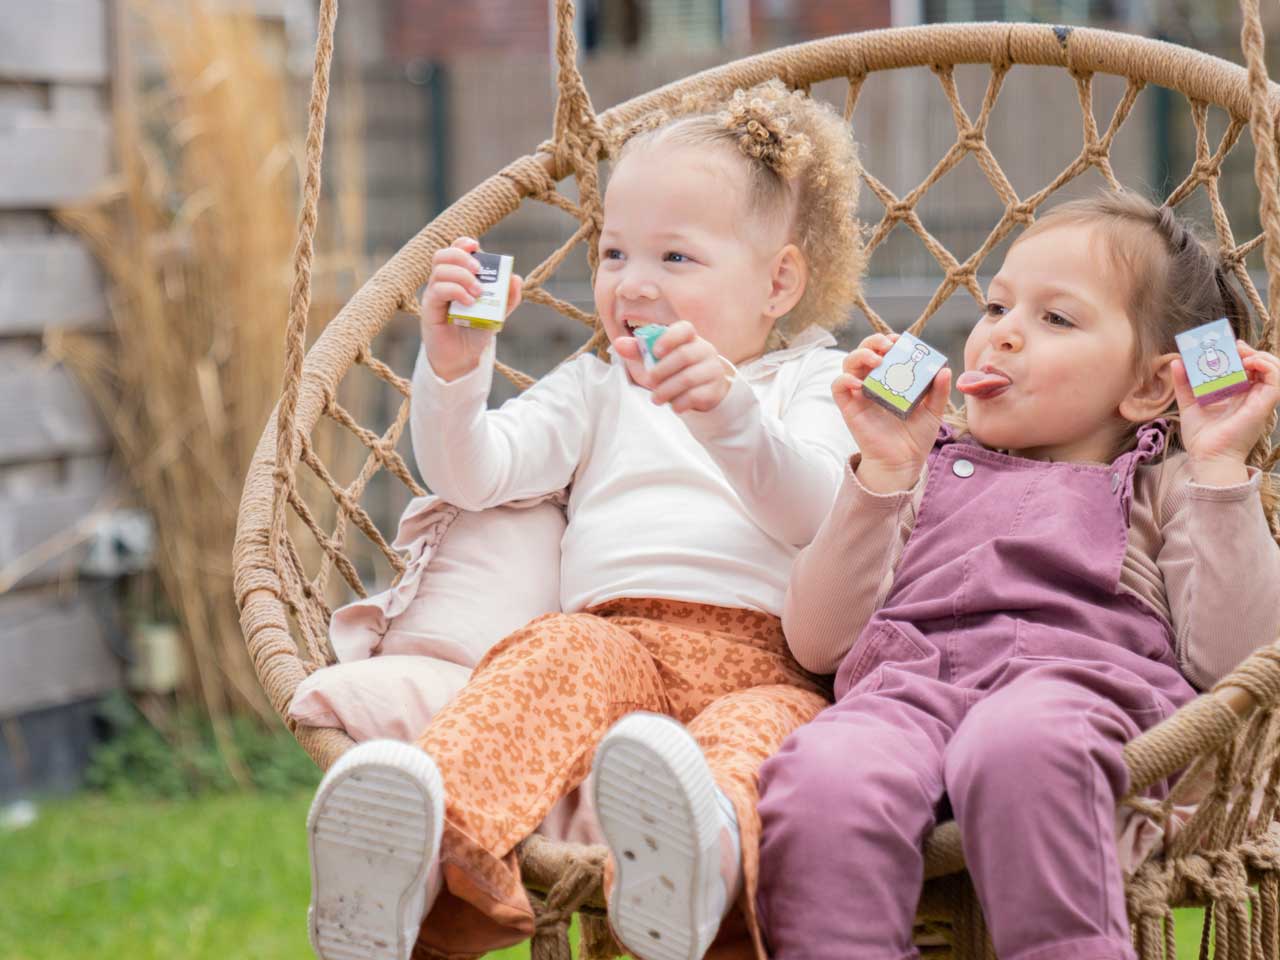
[{"left": 234, "top": 0, "right": 1280, "bottom": 956}]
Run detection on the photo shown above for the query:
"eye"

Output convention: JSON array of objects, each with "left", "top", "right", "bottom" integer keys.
[
  {"left": 983, "top": 301, "right": 1006, "bottom": 319},
  {"left": 602, "top": 247, "right": 624, "bottom": 261},
  {"left": 1044, "top": 311, "right": 1074, "bottom": 329},
  {"left": 663, "top": 251, "right": 691, "bottom": 263}
]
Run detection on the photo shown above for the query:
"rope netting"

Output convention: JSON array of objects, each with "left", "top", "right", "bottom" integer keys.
[
  {"left": 231, "top": 0, "right": 1280, "bottom": 956},
  {"left": 272, "top": 26, "right": 1280, "bottom": 655}
]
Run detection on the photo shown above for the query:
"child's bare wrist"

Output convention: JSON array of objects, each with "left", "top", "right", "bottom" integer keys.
[{"left": 423, "top": 330, "right": 487, "bottom": 382}]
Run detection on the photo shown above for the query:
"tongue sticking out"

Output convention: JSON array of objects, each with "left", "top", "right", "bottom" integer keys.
[{"left": 956, "top": 369, "right": 1012, "bottom": 398}]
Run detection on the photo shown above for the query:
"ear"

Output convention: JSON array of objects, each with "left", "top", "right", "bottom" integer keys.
[
  {"left": 1118, "top": 351, "right": 1178, "bottom": 424},
  {"left": 766, "top": 243, "right": 808, "bottom": 319}
]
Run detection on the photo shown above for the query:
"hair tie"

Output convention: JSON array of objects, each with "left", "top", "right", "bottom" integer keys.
[{"left": 721, "top": 85, "right": 811, "bottom": 178}]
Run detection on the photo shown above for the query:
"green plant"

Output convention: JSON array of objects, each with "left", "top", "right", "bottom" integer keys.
[{"left": 85, "top": 692, "right": 319, "bottom": 798}]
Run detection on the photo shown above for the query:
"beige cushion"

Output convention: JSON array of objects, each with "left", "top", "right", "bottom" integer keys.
[
  {"left": 290, "top": 655, "right": 473, "bottom": 741},
  {"left": 327, "top": 495, "right": 566, "bottom": 666}
]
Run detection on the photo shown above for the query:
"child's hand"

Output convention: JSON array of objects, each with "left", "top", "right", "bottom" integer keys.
[
  {"left": 420, "top": 237, "right": 523, "bottom": 382},
  {"left": 1173, "top": 341, "right": 1280, "bottom": 486},
  {"left": 616, "top": 321, "right": 733, "bottom": 413},
  {"left": 833, "top": 333, "right": 951, "bottom": 493}
]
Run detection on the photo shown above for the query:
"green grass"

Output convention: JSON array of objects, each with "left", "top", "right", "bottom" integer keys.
[
  {"left": 1, "top": 791, "right": 542, "bottom": 960},
  {"left": 1, "top": 789, "right": 1213, "bottom": 958}
]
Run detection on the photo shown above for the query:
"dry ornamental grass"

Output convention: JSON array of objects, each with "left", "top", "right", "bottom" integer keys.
[{"left": 47, "top": 0, "right": 368, "bottom": 777}]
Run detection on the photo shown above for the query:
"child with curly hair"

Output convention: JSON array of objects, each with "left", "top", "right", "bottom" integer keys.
[{"left": 304, "top": 80, "right": 865, "bottom": 960}]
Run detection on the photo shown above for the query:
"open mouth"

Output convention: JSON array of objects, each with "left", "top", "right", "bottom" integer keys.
[
  {"left": 956, "top": 366, "right": 1013, "bottom": 399},
  {"left": 623, "top": 319, "right": 664, "bottom": 335}
]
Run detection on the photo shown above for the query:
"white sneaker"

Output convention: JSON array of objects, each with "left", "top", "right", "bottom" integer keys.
[
  {"left": 592, "top": 713, "right": 743, "bottom": 960},
  {"left": 307, "top": 740, "right": 445, "bottom": 960}
]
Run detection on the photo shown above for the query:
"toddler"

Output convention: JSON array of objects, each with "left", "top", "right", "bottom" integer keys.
[
  {"left": 304, "top": 80, "right": 863, "bottom": 960},
  {"left": 756, "top": 191, "right": 1280, "bottom": 960}
]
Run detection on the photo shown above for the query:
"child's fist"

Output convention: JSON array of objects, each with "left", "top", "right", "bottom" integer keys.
[
  {"left": 618, "top": 321, "right": 733, "bottom": 413},
  {"left": 420, "top": 237, "right": 522, "bottom": 381},
  {"left": 1173, "top": 340, "right": 1280, "bottom": 486},
  {"left": 833, "top": 333, "right": 950, "bottom": 493}
]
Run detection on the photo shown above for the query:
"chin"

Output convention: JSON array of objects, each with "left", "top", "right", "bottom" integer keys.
[{"left": 963, "top": 407, "right": 1019, "bottom": 451}]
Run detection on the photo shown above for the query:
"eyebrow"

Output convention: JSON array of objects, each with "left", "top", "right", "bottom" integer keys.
[
  {"left": 989, "top": 274, "right": 1100, "bottom": 309},
  {"left": 598, "top": 228, "right": 704, "bottom": 247}
]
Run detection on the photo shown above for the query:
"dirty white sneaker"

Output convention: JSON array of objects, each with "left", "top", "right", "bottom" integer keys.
[
  {"left": 592, "top": 713, "right": 743, "bottom": 960},
  {"left": 307, "top": 739, "right": 445, "bottom": 960}
]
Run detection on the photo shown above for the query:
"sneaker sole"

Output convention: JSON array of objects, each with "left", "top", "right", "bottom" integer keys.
[
  {"left": 307, "top": 741, "right": 443, "bottom": 960},
  {"left": 592, "top": 714, "right": 720, "bottom": 960}
]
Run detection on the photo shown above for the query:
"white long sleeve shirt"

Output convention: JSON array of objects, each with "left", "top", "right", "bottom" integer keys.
[{"left": 410, "top": 327, "right": 856, "bottom": 617}]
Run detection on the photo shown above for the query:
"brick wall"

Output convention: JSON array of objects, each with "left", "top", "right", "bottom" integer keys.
[
  {"left": 389, "top": 0, "right": 552, "bottom": 62},
  {"left": 751, "top": 0, "right": 892, "bottom": 47},
  {"left": 386, "top": 0, "right": 894, "bottom": 64}
]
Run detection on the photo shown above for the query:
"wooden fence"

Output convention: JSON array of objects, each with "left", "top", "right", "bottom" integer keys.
[{"left": 0, "top": 0, "right": 120, "bottom": 799}]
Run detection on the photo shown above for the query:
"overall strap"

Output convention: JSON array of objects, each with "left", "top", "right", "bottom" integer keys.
[{"left": 1112, "top": 419, "right": 1170, "bottom": 525}]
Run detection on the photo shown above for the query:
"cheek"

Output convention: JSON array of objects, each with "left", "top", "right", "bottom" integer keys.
[
  {"left": 594, "top": 275, "right": 615, "bottom": 314},
  {"left": 963, "top": 326, "right": 985, "bottom": 369},
  {"left": 668, "top": 284, "right": 714, "bottom": 321}
]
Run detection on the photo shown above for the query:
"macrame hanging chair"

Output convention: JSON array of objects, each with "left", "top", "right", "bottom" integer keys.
[{"left": 234, "top": 0, "right": 1280, "bottom": 956}]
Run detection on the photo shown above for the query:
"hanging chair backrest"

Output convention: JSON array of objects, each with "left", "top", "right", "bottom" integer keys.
[{"left": 233, "top": 0, "right": 1280, "bottom": 771}]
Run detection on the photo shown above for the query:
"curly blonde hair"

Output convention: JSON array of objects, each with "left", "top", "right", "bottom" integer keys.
[{"left": 613, "top": 80, "right": 866, "bottom": 340}]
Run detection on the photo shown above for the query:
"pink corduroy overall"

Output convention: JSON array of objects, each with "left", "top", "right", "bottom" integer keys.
[{"left": 756, "top": 422, "right": 1196, "bottom": 960}]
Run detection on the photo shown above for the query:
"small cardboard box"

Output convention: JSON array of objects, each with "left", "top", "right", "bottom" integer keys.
[
  {"left": 1175, "top": 317, "right": 1249, "bottom": 404},
  {"left": 634, "top": 324, "right": 666, "bottom": 370},
  {"left": 862, "top": 331, "right": 948, "bottom": 418},
  {"left": 447, "top": 252, "right": 514, "bottom": 331}
]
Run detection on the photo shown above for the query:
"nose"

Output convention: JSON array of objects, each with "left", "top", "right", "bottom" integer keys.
[
  {"left": 616, "top": 265, "right": 659, "bottom": 301},
  {"left": 990, "top": 308, "right": 1023, "bottom": 353}
]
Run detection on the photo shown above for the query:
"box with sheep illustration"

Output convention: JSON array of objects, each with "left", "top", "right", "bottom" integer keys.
[
  {"left": 862, "top": 332, "right": 948, "bottom": 417},
  {"left": 1175, "top": 317, "right": 1249, "bottom": 404}
]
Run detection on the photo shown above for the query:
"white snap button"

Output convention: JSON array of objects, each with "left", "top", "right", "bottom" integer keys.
[
  {"left": 1111, "top": 472, "right": 1121, "bottom": 493},
  {"left": 953, "top": 458, "right": 975, "bottom": 478}
]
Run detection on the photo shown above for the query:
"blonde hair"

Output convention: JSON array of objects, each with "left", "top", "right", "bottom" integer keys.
[{"left": 613, "top": 80, "right": 866, "bottom": 339}]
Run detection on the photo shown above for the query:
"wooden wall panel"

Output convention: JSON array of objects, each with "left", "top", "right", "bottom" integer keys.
[
  {"left": 0, "top": 119, "right": 111, "bottom": 208},
  {"left": 0, "top": 588, "right": 121, "bottom": 719},
  {"left": 0, "top": 0, "right": 108, "bottom": 84},
  {"left": 0, "top": 482, "right": 116, "bottom": 591},
  {"left": 0, "top": 237, "right": 109, "bottom": 334},
  {"left": 0, "top": 352, "right": 109, "bottom": 465}
]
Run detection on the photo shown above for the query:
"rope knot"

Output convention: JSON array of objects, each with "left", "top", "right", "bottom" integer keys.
[
  {"left": 533, "top": 904, "right": 575, "bottom": 931},
  {"left": 959, "top": 128, "right": 984, "bottom": 152},
  {"left": 503, "top": 154, "right": 559, "bottom": 200},
  {"left": 1085, "top": 144, "right": 1110, "bottom": 165},
  {"left": 320, "top": 384, "right": 338, "bottom": 415},
  {"left": 1008, "top": 201, "right": 1035, "bottom": 225},
  {"left": 1192, "top": 158, "right": 1223, "bottom": 183},
  {"left": 887, "top": 200, "right": 914, "bottom": 222}
]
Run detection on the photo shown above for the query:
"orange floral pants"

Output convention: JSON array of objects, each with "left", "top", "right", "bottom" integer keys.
[{"left": 410, "top": 598, "right": 829, "bottom": 960}]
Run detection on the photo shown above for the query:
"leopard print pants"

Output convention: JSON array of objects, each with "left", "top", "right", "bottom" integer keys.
[{"left": 411, "top": 598, "right": 829, "bottom": 960}]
